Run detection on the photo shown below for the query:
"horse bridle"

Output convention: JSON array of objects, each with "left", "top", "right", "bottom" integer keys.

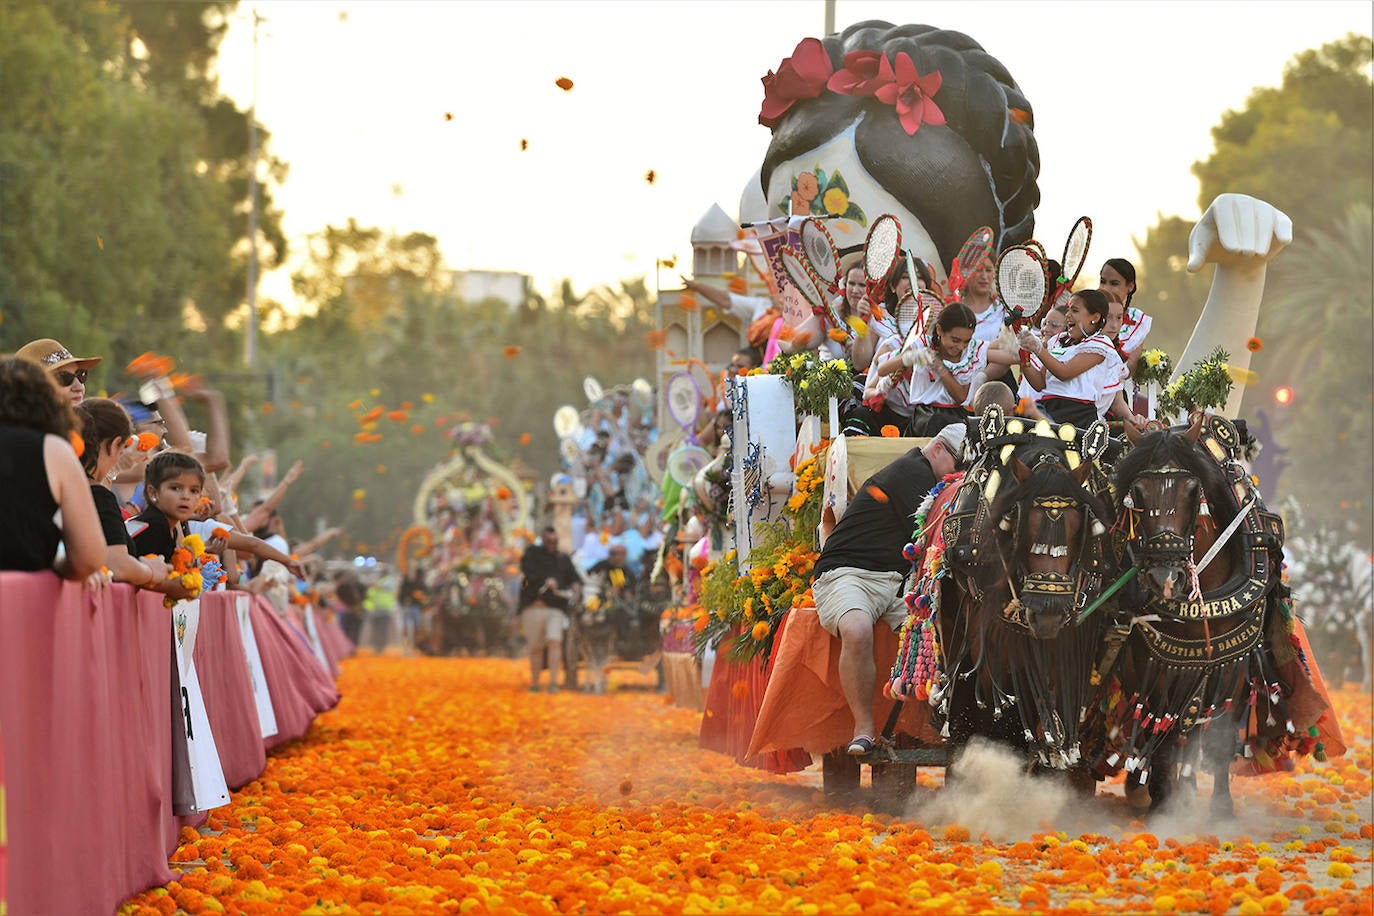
[{"left": 1124, "top": 467, "right": 1200, "bottom": 565}]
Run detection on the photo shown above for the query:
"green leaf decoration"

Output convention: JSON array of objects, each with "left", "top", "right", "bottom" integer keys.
[
  {"left": 827, "top": 169, "right": 850, "bottom": 195},
  {"left": 844, "top": 202, "right": 867, "bottom": 226},
  {"left": 813, "top": 167, "right": 828, "bottom": 189}
]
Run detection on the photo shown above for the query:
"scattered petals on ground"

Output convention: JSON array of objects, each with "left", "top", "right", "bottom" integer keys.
[{"left": 124, "top": 659, "right": 1372, "bottom": 915}]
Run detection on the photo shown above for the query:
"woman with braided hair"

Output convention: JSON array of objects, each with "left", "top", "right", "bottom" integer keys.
[{"left": 758, "top": 21, "right": 1040, "bottom": 282}]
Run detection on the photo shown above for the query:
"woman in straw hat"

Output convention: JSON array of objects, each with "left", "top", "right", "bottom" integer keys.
[{"left": 16, "top": 337, "right": 101, "bottom": 406}]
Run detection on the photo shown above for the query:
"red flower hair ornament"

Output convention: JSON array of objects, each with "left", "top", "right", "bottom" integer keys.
[
  {"left": 761, "top": 41, "right": 945, "bottom": 137},
  {"left": 758, "top": 38, "right": 834, "bottom": 128}
]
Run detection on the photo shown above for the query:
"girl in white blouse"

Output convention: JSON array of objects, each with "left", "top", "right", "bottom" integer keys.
[
  {"left": 1017, "top": 289, "right": 1124, "bottom": 429},
  {"left": 873, "top": 303, "right": 1016, "bottom": 437}
]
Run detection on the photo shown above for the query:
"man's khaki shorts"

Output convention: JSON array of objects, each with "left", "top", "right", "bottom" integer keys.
[
  {"left": 521, "top": 604, "right": 568, "bottom": 645},
  {"left": 812, "top": 568, "right": 909, "bottom": 637}
]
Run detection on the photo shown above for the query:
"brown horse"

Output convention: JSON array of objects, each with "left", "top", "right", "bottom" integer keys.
[
  {"left": 1100, "top": 414, "right": 1288, "bottom": 815},
  {"left": 917, "top": 414, "right": 1116, "bottom": 771}
]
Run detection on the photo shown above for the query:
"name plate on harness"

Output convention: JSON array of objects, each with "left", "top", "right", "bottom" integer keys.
[{"left": 1139, "top": 614, "right": 1263, "bottom": 668}]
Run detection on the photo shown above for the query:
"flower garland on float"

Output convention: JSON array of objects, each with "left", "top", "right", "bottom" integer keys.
[{"left": 687, "top": 451, "right": 826, "bottom": 664}]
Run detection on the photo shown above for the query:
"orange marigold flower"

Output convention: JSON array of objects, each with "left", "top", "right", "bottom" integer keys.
[
  {"left": 360, "top": 406, "right": 384, "bottom": 424},
  {"left": 880, "top": 424, "right": 901, "bottom": 438},
  {"left": 411, "top": 424, "right": 425, "bottom": 434},
  {"left": 750, "top": 621, "right": 770, "bottom": 641},
  {"left": 387, "top": 410, "right": 407, "bottom": 422},
  {"left": 646, "top": 330, "right": 668, "bottom": 350},
  {"left": 1247, "top": 336, "right": 1263, "bottom": 352},
  {"left": 678, "top": 294, "right": 698, "bottom": 313},
  {"left": 495, "top": 486, "right": 512, "bottom": 500},
  {"left": 827, "top": 327, "right": 848, "bottom": 342},
  {"left": 519, "top": 433, "right": 532, "bottom": 446},
  {"left": 730, "top": 680, "right": 750, "bottom": 699},
  {"left": 728, "top": 276, "right": 748, "bottom": 295},
  {"left": 503, "top": 345, "right": 522, "bottom": 359}
]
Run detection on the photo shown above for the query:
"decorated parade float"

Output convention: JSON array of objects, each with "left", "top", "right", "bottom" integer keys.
[{"left": 650, "top": 20, "right": 1347, "bottom": 807}]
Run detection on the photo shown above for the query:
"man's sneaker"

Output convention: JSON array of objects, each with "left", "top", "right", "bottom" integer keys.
[{"left": 847, "top": 735, "right": 876, "bottom": 756}]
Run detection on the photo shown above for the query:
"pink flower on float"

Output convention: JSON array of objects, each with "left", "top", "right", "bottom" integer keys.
[
  {"left": 826, "top": 50, "right": 886, "bottom": 96},
  {"left": 872, "top": 52, "right": 945, "bottom": 135},
  {"left": 759, "top": 38, "right": 834, "bottom": 128}
]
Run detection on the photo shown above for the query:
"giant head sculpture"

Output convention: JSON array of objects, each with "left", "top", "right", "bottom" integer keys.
[{"left": 758, "top": 21, "right": 1040, "bottom": 281}]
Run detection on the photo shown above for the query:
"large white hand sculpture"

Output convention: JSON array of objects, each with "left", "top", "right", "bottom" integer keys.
[{"left": 1176, "top": 193, "right": 1293, "bottom": 417}]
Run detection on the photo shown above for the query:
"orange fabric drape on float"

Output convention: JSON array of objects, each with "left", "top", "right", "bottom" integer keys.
[
  {"left": 699, "top": 616, "right": 810, "bottom": 774},
  {"left": 749, "top": 604, "right": 941, "bottom": 761}
]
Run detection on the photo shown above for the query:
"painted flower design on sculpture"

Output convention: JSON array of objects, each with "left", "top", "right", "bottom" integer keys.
[{"left": 758, "top": 38, "right": 834, "bottom": 128}]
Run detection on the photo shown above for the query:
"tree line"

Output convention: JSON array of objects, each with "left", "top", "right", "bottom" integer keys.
[{"left": 1, "top": 4, "right": 1367, "bottom": 550}]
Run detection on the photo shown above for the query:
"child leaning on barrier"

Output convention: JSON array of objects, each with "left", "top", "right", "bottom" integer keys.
[{"left": 128, "top": 451, "right": 306, "bottom": 584}]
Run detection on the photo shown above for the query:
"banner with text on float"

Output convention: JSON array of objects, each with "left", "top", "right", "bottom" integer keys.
[{"left": 755, "top": 224, "right": 811, "bottom": 329}]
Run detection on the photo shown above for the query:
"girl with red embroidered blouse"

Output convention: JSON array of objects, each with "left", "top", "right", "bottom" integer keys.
[
  {"left": 1098, "top": 258, "right": 1152, "bottom": 374},
  {"left": 873, "top": 302, "right": 1015, "bottom": 437},
  {"left": 1017, "top": 289, "right": 1124, "bottom": 429}
]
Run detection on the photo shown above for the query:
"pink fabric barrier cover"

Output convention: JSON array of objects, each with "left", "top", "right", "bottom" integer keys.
[
  {"left": 317, "top": 612, "right": 354, "bottom": 671},
  {"left": 0, "top": 573, "right": 177, "bottom": 916},
  {"left": 195, "top": 593, "right": 269, "bottom": 789},
  {"left": 251, "top": 597, "right": 339, "bottom": 751}
]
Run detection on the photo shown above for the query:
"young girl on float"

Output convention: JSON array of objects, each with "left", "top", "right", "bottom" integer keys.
[
  {"left": 129, "top": 451, "right": 306, "bottom": 583},
  {"left": 872, "top": 301, "right": 1016, "bottom": 437},
  {"left": 1017, "top": 288, "right": 1125, "bottom": 429},
  {"left": 853, "top": 265, "right": 924, "bottom": 434},
  {"left": 1098, "top": 258, "right": 1152, "bottom": 374},
  {"left": 1100, "top": 295, "right": 1149, "bottom": 431}
]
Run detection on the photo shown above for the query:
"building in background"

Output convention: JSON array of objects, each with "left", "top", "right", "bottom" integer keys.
[{"left": 451, "top": 269, "right": 531, "bottom": 310}]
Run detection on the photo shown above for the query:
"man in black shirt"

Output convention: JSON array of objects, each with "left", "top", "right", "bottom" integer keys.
[
  {"left": 518, "top": 526, "right": 581, "bottom": 692},
  {"left": 812, "top": 423, "right": 967, "bottom": 755}
]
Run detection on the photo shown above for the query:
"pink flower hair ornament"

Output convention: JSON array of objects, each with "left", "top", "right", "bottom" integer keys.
[{"left": 760, "top": 39, "right": 945, "bottom": 136}]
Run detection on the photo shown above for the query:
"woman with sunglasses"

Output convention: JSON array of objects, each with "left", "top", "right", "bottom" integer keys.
[
  {"left": 0, "top": 356, "right": 105, "bottom": 581},
  {"left": 16, "top": 338, "right": 100, "bottom": 405}
]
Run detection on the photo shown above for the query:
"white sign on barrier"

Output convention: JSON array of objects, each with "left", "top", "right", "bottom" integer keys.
[
  {"left": 302, "top": 605, "right": 331, "bottom": 673},
  {"left": 234, "top": 595, "right": 278, "bottom": 739},
  {"left": 172, "top": 599, "right": 230, "bottom": 811},
  {"left": 729, "top": 374, "right": 798, "bottom": 565}
]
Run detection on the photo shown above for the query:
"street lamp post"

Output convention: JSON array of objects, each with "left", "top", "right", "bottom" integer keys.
[{"left": 245, "top": 8, "right": 264, "bottom": 368}]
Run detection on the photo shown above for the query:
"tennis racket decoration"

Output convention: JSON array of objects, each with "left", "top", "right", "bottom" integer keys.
[
  {"left": 664, "top": 371, "right": 702, "bottom": 444},
  {"left": 996, "top": 245, "right": 1052, "bottom": 332},
  {"left": 781, "top": 245, "right": 848, "bottom": 340},
  {"left": 945, "top": 226, "right": 995, "bottom": 301},
  {"left": 552, "top": 405, "right": 581, "bottom": 440},
  {"left": 799, "top": 217, "right": 841, "bottom": 292},
  {"left": 1025, "top": 240, "right": 1048, "bottom": 262},
  {"left": 666, "top": 444, "right": 713, "bottom": 488},
  {"left": 630, "top": 377, "right": 654, "bottom": 413},
  {"left": 1058, "top": 216, "right": 1093, "bottom": 289},
  {"left": 862, "top": 214, "right": 902, "bottom": 308},
  {"left": 559, "top": 438, "right": 582, "bottom": 465}
]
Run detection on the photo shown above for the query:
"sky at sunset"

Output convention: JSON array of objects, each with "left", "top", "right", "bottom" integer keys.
[{"left": 213, "top": 1, "right": 1372, "bottom": 310}]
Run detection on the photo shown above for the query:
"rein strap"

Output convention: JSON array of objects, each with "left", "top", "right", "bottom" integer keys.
[{"left": 1195, "top": 496, "right": 1255, "bottom": 574}]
